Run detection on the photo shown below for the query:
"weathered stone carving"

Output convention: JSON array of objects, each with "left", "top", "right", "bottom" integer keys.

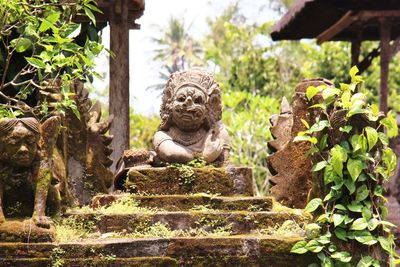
[
  {"left": 64, "top": 82, "right": 114, "bottom": 205},
  {"left": 267, "top": 78, "right": 333, "bottom": 208},
  {"left": 153, "top": 69, "right": 230, "bottom": 165},
  {"left": 0, "top": 116, "right": 60, "bottom": 228}
]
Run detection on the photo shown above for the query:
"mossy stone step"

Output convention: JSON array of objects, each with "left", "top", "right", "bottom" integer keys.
[
  {"left": 0, "top": 256, "right": 178, "bottom": 267},
  {"left": 90, "top": 194, "right": 274, "bottom": 211},
  {"left": 67, "top": 210, "right": 310, "bottom": 235},
  {"left": 117, "top": 167, "right": 254, "bottom": 196},
  {"left": 0, "top": 220, "right": 55, "bottom": 243},
  {"left": 0, "top": 236, "right": 315, "bottom": 266}
]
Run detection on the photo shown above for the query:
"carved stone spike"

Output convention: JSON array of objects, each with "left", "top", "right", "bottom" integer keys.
[
  {"left": 267, "top": 78, "right": 333, "bottom": 208},
  {"left": 280, "top": 97, "right": 291, "bottom": 114},
  {"left": 65, "top": 81, "right": 114, "bottom": 205},
  {"left": 88, "top": 101, "right": 102, "bottom": 124}
]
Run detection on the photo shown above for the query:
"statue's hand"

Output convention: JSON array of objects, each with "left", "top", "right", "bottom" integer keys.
[{"left": 203, "top": 131, "right": 223, "bottom": 163}]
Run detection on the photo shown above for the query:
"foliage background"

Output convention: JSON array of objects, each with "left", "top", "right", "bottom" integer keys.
[{"left": 129, "top": 1, "right": 400, "bottom": 195}]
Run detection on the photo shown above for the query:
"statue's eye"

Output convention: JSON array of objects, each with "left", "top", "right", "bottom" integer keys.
[
  {"left": 194, "top": 96, "right": 203, "bottom": 104},
  {"left": 177, "top": 96, "right": 185, "bottom": 102}
]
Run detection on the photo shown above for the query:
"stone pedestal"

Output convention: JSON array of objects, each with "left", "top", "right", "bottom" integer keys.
[{"left": 116, "top": 167, "right": 254, "bottom": 196}]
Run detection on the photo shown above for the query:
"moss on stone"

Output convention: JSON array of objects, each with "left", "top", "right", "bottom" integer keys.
[{"left": 123, "top": 167, "right": 254, "bottom": 196}]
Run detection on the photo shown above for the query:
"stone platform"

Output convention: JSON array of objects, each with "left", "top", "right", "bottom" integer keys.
[
  {"left": 1, "top": 167, "right": 314, "bottom": 266},
  {"left": 117, "top": 167, "right": 254, "bottom": 196}
]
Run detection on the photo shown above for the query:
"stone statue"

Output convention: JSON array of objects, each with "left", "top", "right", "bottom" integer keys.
[
  {"left": 153, "top": 69, "right": 230, "bottom": 165},
  {"left": 0, "top": 116, "right": 60, "bottom": 228}
]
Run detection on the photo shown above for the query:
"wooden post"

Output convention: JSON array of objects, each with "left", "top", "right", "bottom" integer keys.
[
  {"left": 351, "top": 39, "right": 361, "bottom": 67},
  {"left": 109, "top": 0, "right": 130, "bottom": 171},
  {"left": 380, "top": 19, "right": 391, "bottom": 114}
]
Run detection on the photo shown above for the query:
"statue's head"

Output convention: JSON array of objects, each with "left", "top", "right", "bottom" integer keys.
[
  {"left": 0, "top": 118, "right": 40, "bottom": 167},
  {"left": 159, "top": 69, "right": 222, "bottom": 132}
]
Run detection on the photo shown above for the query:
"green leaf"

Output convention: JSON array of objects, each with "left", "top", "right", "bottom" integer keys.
[
  {"left": 358, "top": 134, "right": 368, "bottom": 153},
  {"left": 344, "top": 179, "right": 356, "bottom": 195},
  {"left": 322, "top": 87, "right": 341, "bottom": 100},
  {"left": 312, "top": 161, "right": 327, "bottom": 172},
  {"left": 65, "top": 23, "right": 81, "bottom": 39},
  {"left": 84, "top": 7, "right": 96, "bottom": 25},
  {"left": 349, "top": 65, "right": 359, "bottom": 78},
  {"left": 319, "top": 134, "right": 328, "bottom": 150},
  {"left": 339, "top": 125, "right": 352, "bottom": 133},
  {"left": 364, "top": 127, "right": 378, "bottom": 151},
  {"left": 10, "top": 37, "right": 32, "bottom": 53},
  {"left": 351, "top": 218, "right": 368, "bottom": 230},
  {"left": 383, "top": 148, "right": 397, "bottom": 175},
  {"left": 356, "top": 185, "right": 369, "bottom": 202},
  {"left": 368, "top": 218, "right": 379, "bottom": 231},
  {"left": 332, "top": 213, "right": 345, "bottom": 227},
  {"left": 308, "top": 120, "right": 329, "bottom": 133},
  {"left": 347, "top": 158, "right": 364, "bottom": 182},
  {"left": 47, "top": 12, "right": 61, "bottom": 23},
  {"left": 334, "top": 228, "right": 348, "bottom": 241},
  {"left": 354, "top": 230, "right": 377, "bottom": 245},
  {"left": 373, "top": 185, "right": 383, "bottom": 197},
  {"left": 357, "top": 256, "right": 374, "bottom": 267},
  {"left": 39, "top": 12, "right": 61, "bottom": 32},
  {"left": 304, "top": 198, "right": 322, "bottom": 213},
  {"left": 331, "top": 145, "right": 348, "bottom": 177},
  {"left": 291, "top": 241, "right": 308, "bottom": 254},
  {"left": 305, "top": 240, "right": 324, "bottom": 253},
  {"left": 309, "top": 103, "right": 326, "bottom": 110},
  {"left": 334, "top": 204, "right": 347, "bottom": 211},
  {"left": 347, "top": 107, "right": 366, "bottom": 117},
  {"left": 25, "top": 57, "right": 46, "bottom": 68},
  {"left": 378, "top": 236, "right": 392, "bottom": 253},
  {"left": 380, "top": 111, "right": 398, "bottom": 138},
  {"left": 306, "top": 86, "right": 320, "bottom": 101},
  {"left": 293, "top": 135, "right": 318, "bottom": 144},
  {"left": 331, "top": 251, "right": 352, "bottom": 263},
  {"left": 301, "top": 119, "right": 310, "bottom": 129},
  {"left": 378, "top": 132, "right": 389, "bottom": 146},
  {"left": 362, "top": 207, "right": 372, "bottom": 221}
]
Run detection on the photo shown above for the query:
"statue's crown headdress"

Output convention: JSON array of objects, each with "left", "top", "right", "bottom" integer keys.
[{"left": 169, "top": 69, "right": 218, "bottom": 96}]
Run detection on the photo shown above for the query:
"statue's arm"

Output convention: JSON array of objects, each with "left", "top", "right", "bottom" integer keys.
[
  {"left": 203, "top": 125, "right": 230, "bottom": 164},
  {"left": 153, "top": 131, "right": 194, "bottom": 163}
]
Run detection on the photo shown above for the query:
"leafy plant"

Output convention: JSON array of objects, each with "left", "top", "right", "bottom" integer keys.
[
  {"left": 291, "top": 66, "right": 399, "bottom": 266},
  {"left": 0, "top": 0, "right": 104, "bottom": 118}
]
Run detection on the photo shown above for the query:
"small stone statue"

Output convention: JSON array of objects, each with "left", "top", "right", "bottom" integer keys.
[
  {"left": 0, "top": 116, "right": 60, "bottom": 228},
  {"left": 153, "top": 69, "right": 230, "bottom": 165}
]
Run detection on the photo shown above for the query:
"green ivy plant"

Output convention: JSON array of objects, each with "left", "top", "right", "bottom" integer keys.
[
  {"left": 290, "top": 66, "right": 399, "bottom": 266},
  {"left": 0, "top": 0, "right": 104, "bottom": 118}
]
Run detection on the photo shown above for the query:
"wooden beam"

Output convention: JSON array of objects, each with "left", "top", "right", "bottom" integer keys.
[
  {"left": 359, "top": 10, "right": 400, "bottom": 20},
  {"left": 380, "top": 19, "right": 391, "bottom": 114},
  {"left": 317, "top": 11, "right": 357, "bottom": 44},
  {"left": 317, "top": 10, "right": 400, "bottom": 44},
  {"left": 109, "top": 0, "right": 130, "bottom": 171}
]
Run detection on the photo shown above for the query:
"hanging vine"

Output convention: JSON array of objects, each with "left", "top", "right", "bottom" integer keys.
[{"left": 290, "top": 67, "right": 399, "bottom": 266}]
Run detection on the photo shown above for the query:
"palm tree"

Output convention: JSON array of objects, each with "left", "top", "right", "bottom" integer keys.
[{"left": 149, "top": 17, "right": 204, "bottom": 91}]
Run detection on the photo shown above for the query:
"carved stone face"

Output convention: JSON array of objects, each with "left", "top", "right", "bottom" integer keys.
[
  {"left": 171, "top": 86, "right": 207, "bottom": 131},
  {"left": 0, "top": 123, "right": 39, "bottom": 167}
]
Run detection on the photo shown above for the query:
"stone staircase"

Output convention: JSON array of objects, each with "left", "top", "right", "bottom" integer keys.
[{"left": 0, "top": 167, "right": 313, "bottom": 266}]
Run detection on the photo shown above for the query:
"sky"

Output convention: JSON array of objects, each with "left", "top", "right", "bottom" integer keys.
[{"left": 93, "top": 0, "right": 279, "bottom": 115}]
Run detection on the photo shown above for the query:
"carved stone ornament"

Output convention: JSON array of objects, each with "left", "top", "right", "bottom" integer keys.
[
  {"left": 0, "top": 116, "right": 61, "bottom": 228},
  {"left": 153, "top": 69, "right": 230, "bottom": 165}
]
